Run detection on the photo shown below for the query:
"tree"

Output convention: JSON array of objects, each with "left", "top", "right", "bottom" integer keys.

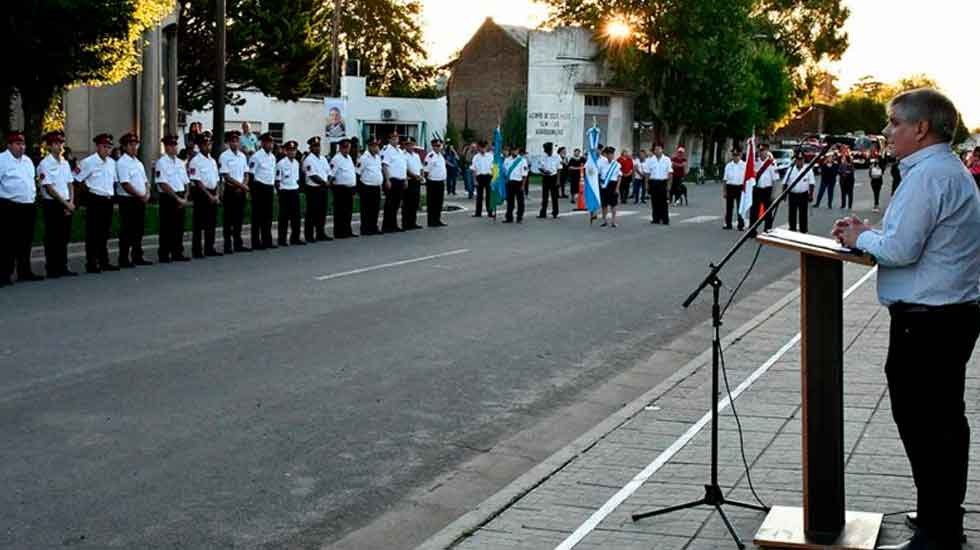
[
  {"left": 2, "top": 0, "right": 172, "bottom": 155},
  {"left": 501, "top": 94, "right": 527, "bottom": 149},
  {"left": 824, "top": 96, "right": 886, "bottom": 135},
  {"left": 177, "top": 0, "right": 323, "bottom": 111}
]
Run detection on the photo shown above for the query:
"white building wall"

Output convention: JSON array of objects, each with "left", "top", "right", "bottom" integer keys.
[
  {"left": 341, "top": 76, "right": 447, "bottom": 145},
  {"left": 186, "top": 93, "right": 324, "bottom": 146}
]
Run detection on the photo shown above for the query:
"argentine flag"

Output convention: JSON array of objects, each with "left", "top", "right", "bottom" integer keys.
[{"left": 584, "top": 125, "right": 602, "bottom": 214}]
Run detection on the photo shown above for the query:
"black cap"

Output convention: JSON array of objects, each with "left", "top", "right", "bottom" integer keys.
[
  {"left": 161, "top": 135, "right": 179, "bottom": 146},
  {"left": 284, "top": 140, "right": 298, "bottom": 149},
  {"left": 225, "top": 130, "right": 241, "bottom": 141},
  {"left": 93, "top": 133, "right": 113, "bottom": 146},
  {"left": 259, "top": 132, "right": 274, "bottom": 142},
  {"left": 43, "top": 130, "right": 66, "bottom": 144},
  {"left": 307, "top": 136, "right": 321, "bottom": 146}
]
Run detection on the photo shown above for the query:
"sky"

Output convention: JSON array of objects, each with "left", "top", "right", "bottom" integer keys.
[{"left": 420, "top": 0, "right": 980, "bottom": 129}]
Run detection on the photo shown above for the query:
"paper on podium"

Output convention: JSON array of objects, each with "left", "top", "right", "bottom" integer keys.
[{"left": 758, "top": 228, "right": 875, "bottom": 266}]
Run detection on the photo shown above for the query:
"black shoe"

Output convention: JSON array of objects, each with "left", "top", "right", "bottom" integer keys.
[
  {"left": 18, "top": 272, "right": 44, "bottom": 282},
  {"left": 102, "top": 264, "right": 120, "bottom": 272},
  {"left": 432, "top": 222, "right": 447, "bottom": 227},
  {"left": 321, "top": 235, "right": 335, "bottom": 241},
  {"left": 502, "top": 219, "right": 513, "bottom": 224},
  {"left": 266, "top": 244, "right": 278, "bottom": 250},
  {"left": 47, "top": 271, "right": 63, "bottom": 279},
  {"left": 192, "top": 252, "right": 205, "bottom": 259},
  {"left": 600, "top": 222, "right": 608, "bottom": 227},
  {"left": 516, "top": 219, "right": 522, "bottom": 224},
  {"left": 63, "top": 270, "right": 79, "bottom": 277},
  {"left": 877, "top": 529, "right": 957, "bottom": 550},
  {"left": 173, "top": 256, "right": 191, "bottom": 262},
  {"left": 291, "top": 240, "right": 307, "bottom": 246},
  {"left": 205, "top": 250, "right": 223, "bottom": 257},
  {"left": 277, "top": 241, "right": 288, "bottom": 247},
  {"left": 85, "top": 265, "right": 101, "bottom": 274},
  {"left": 119, "top": 260, "right": 135, "bottom": 268},
  {"left": 0, "top": 278, "right": 10, "bottom": 286},
  {"left": 158, "top": 257, "right": 172, "bottom": 264},
  {"left": 722, "top": 225, "right": 733, "bottom": 230},
  {"left": 134, "top": 259, "right": 153, "bottom": 266},
  {"left": 409, "top": 224, "right": 423, "bottom": 230},
  {"left": 537, "top": 214, "right": 547, "bottom": 219},
  {"left": 906, "top": 513, "right": 967, "bottom": 542}
]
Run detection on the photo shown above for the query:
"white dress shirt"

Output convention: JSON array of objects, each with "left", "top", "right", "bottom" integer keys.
[
  {"left": 424, "top": 151, "right": 447, "bottom": 181},
  {"left": 504, "top": 156, "right": 527, "bottom": 182},
  {"left": 406, "top": 151, "right": 423, "bottom": 179},
  {"left": 644, "top": 155, "right": 673, "bottom": 180},
  {"left": 358, "top": 152, "right": 383, "bottom": 186},
  {"left": 155, "top": 155, "right": 189, "bottom": 193},
  {"left": 75, "top": 153, "right": 116, "bottom": 197},
  {"left": 856, "top": 143, "right": 980, "bottom": 306},
  {"left": 39, "top": 154, "right": 73, "bottom": 201},
  {"left": 723, "top": 160, "right": 746, "bottom": 187},
  {"left": 115, "top": 153, "right": 148, "bottom": 197},
  {"left": 0, "top": 150, "right": 37, "bottom": 203},
  {"left": 276, "top": 157, "right": 300, "bottom": 191},
  {"left": 248, "top": 149, "right": 276, "bottom": 185},
  {"left": 597, "top": 157, "right": 622, "bottom": 188},
  {"left": 303, "top": 153, "right": 331, "bottom": 186},
  {"left": 381, "top": 145, "right": 408, "bottom": 180},
  {"left": 188, "top": 153, "right": 219, "bottom": 190},
  {"left": 784, "top": 164, "right": 815, "bottom": 193},
  {"left": 539, "top": 153, "right": 561, "bottom": 176},
  {"left": 218, "top": 149, "right": 249, "bottom": 183},
  {"left": 331, "top": 153, "right": 356, "bottom": 187},
  {"left": 755, "top": 155, "right": 777, "bottom": 189},
  {"left": 471, "top": 152, "right": 494, "bottom": 176}
]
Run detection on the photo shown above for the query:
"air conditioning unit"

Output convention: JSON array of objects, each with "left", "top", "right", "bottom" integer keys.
[{"left": 381, "top": 108, "right": 398, "bottom": 121}]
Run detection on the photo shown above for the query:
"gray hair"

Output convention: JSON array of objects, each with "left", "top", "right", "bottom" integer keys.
[{"left": 888, "top": 88, "right": 959, "bottom": 143}]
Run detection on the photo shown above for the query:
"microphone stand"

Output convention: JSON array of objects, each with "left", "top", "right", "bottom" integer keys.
[{"left": 631, "top": 143, "right": 834, "bottom": 550}]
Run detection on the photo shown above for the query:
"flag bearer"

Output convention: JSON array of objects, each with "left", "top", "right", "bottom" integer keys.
[
  {"left": 597, "top": 146, "right": 622, "bottom": 227},
  {"left": 503, "top": 146, "right": 527, "bottom": 223}
]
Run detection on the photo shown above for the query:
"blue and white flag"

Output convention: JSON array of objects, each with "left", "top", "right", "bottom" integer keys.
[{"left": 584, "top": 125, "right": 602, "bottom": 213}]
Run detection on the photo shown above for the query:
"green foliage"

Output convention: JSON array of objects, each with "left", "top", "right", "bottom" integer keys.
[
  {"left": 444, "top": 120, "right": 462, "bottom": 148},
  {"left": 501, "top": 94, "right": 527, "bottom": 149},
  {"left": 825, "top": 95, "right": 887, "bottom": 135},
  {"left": 2, "top": 0, "right": 172, "bottom": 155}
]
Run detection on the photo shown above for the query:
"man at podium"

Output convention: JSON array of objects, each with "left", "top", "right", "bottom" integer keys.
[{"left": 834, "top": 88, "right": 980, "bottom": 550}]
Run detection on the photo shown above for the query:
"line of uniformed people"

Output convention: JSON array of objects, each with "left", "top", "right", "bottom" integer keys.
[{"left": 0, "top": 129, "right": 454, "bottom": 286}]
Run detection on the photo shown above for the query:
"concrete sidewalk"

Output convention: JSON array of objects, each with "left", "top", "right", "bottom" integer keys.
[{"left": 418, "top": 263, "right": 980, "bottom": 550}]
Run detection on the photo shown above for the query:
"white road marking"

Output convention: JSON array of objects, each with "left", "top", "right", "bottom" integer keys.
[
  {"left": 314, "top": 249, "right": 470, "bottom": 281},
  {"left": 552, "top": 266, "right": 879, "bottom": 550},
  {"left": 680, "top": 215, "right": 721, "bottom": 224},
  {"left": 557, "top": 210, "right": 639, "bottom": 218}
]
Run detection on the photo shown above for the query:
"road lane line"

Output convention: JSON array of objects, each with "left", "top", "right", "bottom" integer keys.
[
  {"left": 314, "top": 249, "right": 470, "bottom": 281},
  {"left": 552, "top": 266, "right": 879, "bottom": 550},
  {"left": 680, "top": 215, "right": 722, "bottom": 224}
]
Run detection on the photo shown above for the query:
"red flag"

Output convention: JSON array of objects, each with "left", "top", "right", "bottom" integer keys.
[{"left": 742, "top": 138, "right": 755, "bottom": 192}]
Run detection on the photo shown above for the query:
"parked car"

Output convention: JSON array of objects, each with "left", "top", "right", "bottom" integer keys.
[{"left": 852, "top": 135, "right": 886, "bottom": 168}]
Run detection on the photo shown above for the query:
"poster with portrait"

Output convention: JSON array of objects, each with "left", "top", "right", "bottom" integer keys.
[{"left": 324, "top": 99, "right": 347, "bottom": 142}]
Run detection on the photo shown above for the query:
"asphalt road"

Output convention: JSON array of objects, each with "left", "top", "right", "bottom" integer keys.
[{"left": 0, "top": 174, "right": 887, "bottom": 549}]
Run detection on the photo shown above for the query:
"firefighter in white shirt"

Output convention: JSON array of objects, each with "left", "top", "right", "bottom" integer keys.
[
  {"left": 402, "top": 137, "right": 424, "bottom": 230},
  {"left": 188, "top": 133, "right": 222, "bottom": 257},
  {"left": 75, "top": 133, "right": 119, "bottom": 273},
  {"left": 38, "top": 131, "right": 77, "bottom": 278},
  {"left": 357, "top": 140, "right": 384, "bottom": 235},
  {"left": 749, "top": 143, "right": 777, "bottom": 234},
  {"left": 538, "top": 142, "right": 561, "bottom": 219},
  {"left": 423, "top": 138, "right": 448, "bottom": 227},
  {"left": 248, "top": 133, "right": 277, "bottom": 249},
  {"left": 381, "top": 132, "right": 407, "bottom": 232},
  {"left": 155, "top": 135, "right": 191, "bottom": 262},
  {"left": 115, "top": 133, "right": 152, "bottom": 267},
  {"left": 643, "top": 144, "right": 673, "bottom": 225},
  {"left": 303, "top": 136, "right": 332, "bottom": 242},
  {"left": 276, "top": 140, "right": 304, "bottom": 246},
  {"left": 331, "top": 139, "right": 358, "bottom": 238},
  {"left": 784, "top": 153, "right": 815, "bottom": 234},
  {"left": 503, "top": 146, "right": 527, "bottom": 223},
  {"left": 0, "top": 131, "right": 41, "bottom": 284},
  {"left": 722, "top": 147, "right": 746, "bottom": 230},
  {"left": 470, "top": 141, "right": 495, "bottom": 218},
  {"left": 219, "top": 131, "right": 251, "bottom": 253}
]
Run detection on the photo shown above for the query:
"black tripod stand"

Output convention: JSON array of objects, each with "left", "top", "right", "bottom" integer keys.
[{"left": 631, "top": 143, "right": 836, "bottom": 549}]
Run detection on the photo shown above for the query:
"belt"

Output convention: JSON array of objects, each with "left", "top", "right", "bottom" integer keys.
[{"left": 889, "top": 301, "right": 980, "bottom": 315}]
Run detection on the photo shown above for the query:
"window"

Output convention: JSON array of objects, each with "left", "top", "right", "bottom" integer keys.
[
  {"left": 585, "top": 95, "right": 610, "bottom": 107},
  {"left": 268, "top": 122, "right": 285, "bottom": 144}
]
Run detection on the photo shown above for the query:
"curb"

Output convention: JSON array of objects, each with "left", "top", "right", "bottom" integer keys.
[{"left": 415, "top": 281, "right": 804, "bottom": 550}]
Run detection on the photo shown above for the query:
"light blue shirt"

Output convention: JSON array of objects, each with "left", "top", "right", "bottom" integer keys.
[{"left": 856, "top": 143, "right": 980, "bottom": 306}]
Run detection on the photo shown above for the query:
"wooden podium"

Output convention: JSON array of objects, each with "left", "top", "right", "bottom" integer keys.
[{"left": 754, "top": 229, "right": 882, "bottom": 550}]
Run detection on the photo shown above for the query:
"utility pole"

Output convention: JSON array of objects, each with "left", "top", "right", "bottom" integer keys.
[
  {"left": 214, "top": 0, "right": 226, "bottom": 150},
  {"left": 330, "top": 0, "right": 342, "bottom": 97}
]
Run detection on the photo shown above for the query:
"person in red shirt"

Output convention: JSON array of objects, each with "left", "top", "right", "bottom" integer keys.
[
  {"left": 968, "top": 146, "right": 980, "bottom": 189},
  {"left": 617, "top": 150, "right": 634, "bottom": 203},
  {"left": 670, "top": 146, "right": 688, "bottom": 205}
]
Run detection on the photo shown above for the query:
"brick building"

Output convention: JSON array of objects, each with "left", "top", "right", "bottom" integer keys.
[{"left": 446, "top": 18, "right": 529, "bottom": 143}]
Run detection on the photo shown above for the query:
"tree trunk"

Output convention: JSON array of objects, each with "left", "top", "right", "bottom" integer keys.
[
  {"left": 21, "top": 89, "right": 54, "bottom": 162},
  {"left": 0, "top": 85, "right": 11, "bottom": 136}
]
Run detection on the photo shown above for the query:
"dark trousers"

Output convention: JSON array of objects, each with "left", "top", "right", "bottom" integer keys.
[
  {"left": 539, "top": 174, "right": 559, "bottom": 218},
  {"left": 277, "top": 189, "right": 301, "bottom": 244},
  {"left": 839, "top": 175, "right": 854, "bottom": 208},
  {"left": 332, "top": 186, "right": 355, "bottom": 237},
  {"left": 84, "top": 193, "right": 113, "bottom": 269},
  {"left": 870, "top": 177, "right": 883, "bottom": 207},
  {"left": 723, "top": 185, "right": 744, "bottom": 229},
  {"left": 426, "top": 179, "right": 445, "bottom": 226},
  {"left": 505, "top": 181, "right": 525, "bottom": 222},
  {"left": 649, "top": 179, "right": 670, "bottom": 224},
  {"left": 383, "top": 179, "right": 405, "bottom": 232},
  {"left": 118, "top": 197, "right": 147, "bottom": 264},
  {"left": 446, "top": 171, "right": 457, "bottom": 195},
  {"left": 158, "top": 192, "right": 186, "bottom": 260},
  {"left": 619, "top": 175, "right": 631, "bottom": 203},
  {"left": 190, "top": 188, "right": 217, "bottom": 255},
  {"left": 670, "top": 174, "right": 687, "bottom": 203},
  {"left": 42, "top": 200, "right": 71, "bottom": 275},
  {"left": 559, "top": 171, "right": 567, "bottom": 197},
  {"left": 223, "top": 188, "right": 247, "bottom": 251},
  {"left": 0, "top": 198, "right": 37, "bottom": 281},
  {"left": 250, "top": 183, "right": 275, "bottom": 248},
  {"left": 403, "top": 179, "right": 421, "bottom": 228},
  {"left": 815, "top": 178, "right": 836, "bottom": 208},
  {"left": 886, "top": 304, "right": 980, "bottom": 541},
  {"left": 359, "top": 186, "right": 381, "bottom": 234},
  {"left": 787, "top": 192, "right": 809, "bottom": 233},
  {"left": 749, "top": 186, "right": 774, "bottom": 232},
  {"left": 474, "top": 175, "right": 493, "bottom": 216},
  {"left": 304, "top": 186, "right": 328, "bottom": 240}
]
